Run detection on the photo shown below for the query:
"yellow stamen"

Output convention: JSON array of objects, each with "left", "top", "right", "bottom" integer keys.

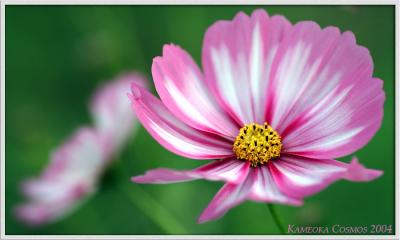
[{"left": 233, "top": 123, "right": 282, "bottom": 167}]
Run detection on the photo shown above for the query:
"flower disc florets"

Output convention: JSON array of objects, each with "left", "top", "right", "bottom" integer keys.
[{"left": 233, "top": 123, "right": 282, "bottom": 167}]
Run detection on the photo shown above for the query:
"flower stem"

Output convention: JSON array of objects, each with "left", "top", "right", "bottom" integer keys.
[
  {"left": 118, "top": 184, "right": 188, "bottom": 234},
  {"left": 267, "top": 204, "right": 286, "bottom": 234}
]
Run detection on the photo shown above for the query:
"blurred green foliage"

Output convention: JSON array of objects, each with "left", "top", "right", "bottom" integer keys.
[{"left": 5, "top": 5, "right": 394, "bottom": 235}]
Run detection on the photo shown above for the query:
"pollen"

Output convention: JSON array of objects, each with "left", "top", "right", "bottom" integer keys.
[{"left": 233, "top": 123, "right": 282, "bottom": 167}]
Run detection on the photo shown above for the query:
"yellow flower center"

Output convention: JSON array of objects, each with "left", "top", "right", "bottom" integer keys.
[{"left": 233, "top": 123, "right": 282, "bottom": 167}]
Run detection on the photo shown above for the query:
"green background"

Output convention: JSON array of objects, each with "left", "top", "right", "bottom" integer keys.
[{"left": 5, "top": 5, "right": 395, "bottom": 235}]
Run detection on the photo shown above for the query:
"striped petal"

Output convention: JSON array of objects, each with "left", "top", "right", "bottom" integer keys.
[
  {"left": 197, "top": 167, "right": 253, "bottom": 223},
  {"left": 263, "top": 21, "right": 384, "bottom": 159},
  {"left": 132, "top": 158, "right": 250, "bottom": 184},
  {"left": 129, "top": 83, "right": 234, "bottom": 159},
  {"left": 202, "top": 9, "right": 291, "bottom": 125},
  {"left": 269, "top": 155, "right": 382, "bottom": 199},
  {"left": 249, "top": 166, "right": 302, "bottom": 205},
  {"left": 152, "top": 45, "right": 238, "bottom": 139}
]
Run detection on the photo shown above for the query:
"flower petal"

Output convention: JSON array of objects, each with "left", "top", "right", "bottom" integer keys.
[
  {"left": 263, "top": 20, "right": 384, "bottom": 159},
  {"left": 90, "top": 72, "right": 147, "bottom": 153},
  {"left": 269, "top": 155, "right": 348, "bottom": 199},
  {"left": 152, "top": 45, "right": 238, "bottom": 139},
  {"left": 269, "top": 155, "right": 382, "bottom": 199},
  {"left": 132, "top": 158, "right": 250, "bottom": 184},
  {"left": 129, "top": 83, "right": 234, "bottom": 159},
  {"left": 249, "top": 166, "right": 302, "bottom": 206},
  {"left": 343, "top": 157, "right": 383, "bottom": 181},
  {"left": 202, "top": 9, "right": 291, "bottom": 124},
  {"left": 15, "top": 183, "right": 91, "bottom": 226},
  {"left": 197, "top": 167, "right": 254, "bottom": 223},
  {"left": 45, "top": 128, "right": 107, "bottom": 181},
  {"left": 15, "top": 128, "right": 106, "bottom": 225},
  {"left": 15, "top": 203, "right": 55, "bottom": 226}
]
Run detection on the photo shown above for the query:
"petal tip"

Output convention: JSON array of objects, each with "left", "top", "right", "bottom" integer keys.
[
  {"left": 345, "top": 157, "right": 384, "bottom": 182},
  {"left": 251, "top": 8, "right": 269, "bottom": 17},
  {"left": 130, "top": 176, "right": 142, "bottom": 183},
  {"left": 197, "top": 212, "right": 210, "bottom": 224},
  {"left": 293, "top": 199, "right": 305, "bottom": 206},
  {"left": 130, "top": 83, "right": 142, "bottom": 100},
  {"left": 196, "top": 217, "right": 206, "bottom": 224}
]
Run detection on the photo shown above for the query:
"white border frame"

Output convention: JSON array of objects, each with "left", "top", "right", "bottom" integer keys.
[{"left": 0, "top": 1, "right": 398, "bottom": 240}]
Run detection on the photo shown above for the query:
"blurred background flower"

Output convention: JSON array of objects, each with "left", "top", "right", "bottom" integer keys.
[
  {"left": 14, "top": 73, "right": 146, "bottom": 225},
  {"left": 6, "top": 5, "right": 394, "bottom": 235}
]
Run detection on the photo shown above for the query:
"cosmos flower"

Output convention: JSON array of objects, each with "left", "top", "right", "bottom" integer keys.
[
  {"left": 15, "top": 73, "right": 147, "bottom": 225},
  {"left": 130, "top": 9, "right": 385, "bottom": 223}
]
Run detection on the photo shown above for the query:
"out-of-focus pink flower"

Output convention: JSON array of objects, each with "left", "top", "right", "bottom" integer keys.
[
  {"left": 130, "top": 9, "right": 384, "bottom": 223},
  {"left": 15, "top": 73, "right": 147, "bottom": 226}
]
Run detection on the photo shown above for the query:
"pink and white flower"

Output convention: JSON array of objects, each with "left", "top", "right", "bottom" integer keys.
[
  {"left": 15, "top": 73, "right": 147, "bottom": 225},
  {"left": 130, "top": 9, "right": 384, "bottom": 223}
]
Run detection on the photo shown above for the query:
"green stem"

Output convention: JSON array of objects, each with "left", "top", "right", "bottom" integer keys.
[
  {"left": 118, "top": 184, "right": 188, "bottom": 234},
  {"left": 267, "top": 204, "right": 286, "bottom": 234}
]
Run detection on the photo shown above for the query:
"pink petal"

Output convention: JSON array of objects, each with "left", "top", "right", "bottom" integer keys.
[
  {"left": 249, "top": 166, "right": 303, "bottom": 206},
  {"left": 197, "top": 168, "right": 254, "bottom": 223},
  {"left": 263, "top": 20, "right": 384, "bottom": 159},
  {"left": 132, "top": 158, "right": 250, "bottom": 184},
  {"left": 152, "top": 45, "right": 238, "bottom": 139},
  {"left": 202, "top": 9, "right": 291, "bottom": 125},
  {"left": 15, "top": 204, "right": 54, "bottom": 226},
  {"left": 129, "top": 82, "right": 234, "bottom": 159},
  {"left": 343, "top": 157, "right": 383, "bottom": 181},
  {"left": 45, "top": 128, "right": 107, "bottom": 180},
  {"left": 269, "top": 155, "right": 348, "bottom": 199},
  {"left": 269, "top": 155, "right": 383, "bottom": 199},
  {"left": 15, "top": 183, "right": 91, "bottom": 226},
  {"left": 15, "top": 128, "right": 105, "bottom": 225},
  {"left": 22, "top": 179, "right": 74, "bottom": 203},
  {"left": 194, "top": 156, "right": 380, "bottom": 222},
  {"left": 90, "top": 72, "right": 147, "bottom": 154}
]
